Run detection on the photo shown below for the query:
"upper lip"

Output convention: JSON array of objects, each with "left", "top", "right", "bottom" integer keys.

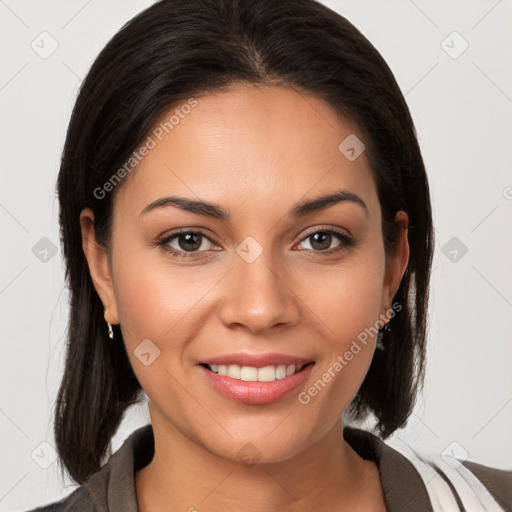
[{"left": 199, "top": 352, "right": 314, "bottom": 368}]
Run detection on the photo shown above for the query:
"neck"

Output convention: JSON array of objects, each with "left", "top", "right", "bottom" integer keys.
[{"left": 135, "top": 412, "right": 384, "bottom": 512}]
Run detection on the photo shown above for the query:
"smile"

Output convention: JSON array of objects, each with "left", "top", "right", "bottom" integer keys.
[
  {"left": 203, "top": 363, "right": 309, "bottom": 382},
  {"left": 198, "top": 361, "right": 315, "bottom": 405}
]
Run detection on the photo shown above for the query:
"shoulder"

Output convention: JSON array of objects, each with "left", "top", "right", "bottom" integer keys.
[
  {"left": 461, "top": 460, "right": 512, "bottom": 511},
  {"left": 23, "top": 424, "right": 154, "bottom": 512},
  {"left": 344, "top": 426, "right": 512, "bottom": 512},
  {"left": 22, "top": 486, "right": 95, "bottom": 512},
  {"left": 383, "top": 434, "right": 512, "bottom": 512}
]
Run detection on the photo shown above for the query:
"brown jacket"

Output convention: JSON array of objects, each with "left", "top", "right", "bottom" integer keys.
[{"left": 28, "top": 424, "right": 512, "bottom": 511}]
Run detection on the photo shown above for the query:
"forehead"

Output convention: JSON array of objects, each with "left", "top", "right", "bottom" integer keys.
[{"left": 115, "top": 83, "right": 379, "bottom": 221}]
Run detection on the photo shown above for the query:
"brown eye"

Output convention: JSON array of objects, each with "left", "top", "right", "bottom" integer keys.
[
  {"left": 158, "top": 230, "right": 218, "bottom": 257},
  {"left": 174, "top": 233, "right": 203, "bottom": 251},
  {"left": 309, "top": 232, "right": 332, "bottom": 251},
  {"left": 297, "top": 229, "right": 354, "bottom": 253}
]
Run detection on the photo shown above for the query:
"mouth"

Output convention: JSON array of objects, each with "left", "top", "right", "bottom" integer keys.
[
  {"left": 199, "top": 361, "right": 314, "bottom": 382},
  {"left": 197, "top": 360, "right": 315, "bottom": 405}
]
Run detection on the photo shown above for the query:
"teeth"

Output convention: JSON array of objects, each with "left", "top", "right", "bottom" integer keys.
[
  {"left": 240, "top": 366, "right": 258, "bottom": 381},
  {"left": 226, "top": 364, "right": 241, "bottom": 379},
  {"left": 207, "top": 363, "right": 304, "bottom": 382},
  {"left": 275, "top": 365, "right": 287, "bottom": 379}
]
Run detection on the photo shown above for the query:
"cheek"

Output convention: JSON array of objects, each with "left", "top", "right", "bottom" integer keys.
[
  {"left": 296, "top": 252, "right": 385, "bottom": 407},
  {"left": 111, "top": 251, "right": 227, "bottom": 405},
  {"left": 113, "top": 264, "right": 202, "bottom": 410},
  {"left": 300, "top": 252, "right": 385, "bottom": 346},
  {"left": 110, "top": 223, "right": 215, "bottom": 340},
  {"left": 332, "top": 269, "right": 383, "bottom": 340}
]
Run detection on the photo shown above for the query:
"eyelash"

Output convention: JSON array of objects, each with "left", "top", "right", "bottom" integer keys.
[{"left": 157, "top": 228, "right": 355, "bottom": 259}]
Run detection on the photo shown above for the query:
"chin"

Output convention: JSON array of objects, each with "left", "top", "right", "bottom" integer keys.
[{"left": 204, "top": 430, "right": 311, "bottom": 468}]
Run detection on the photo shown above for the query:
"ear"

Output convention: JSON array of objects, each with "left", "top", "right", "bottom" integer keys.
[
  {"left": 381, "top": 210, "right": 409, "bottom": 315},
  {"left": 80, "top": 207, "right": 119, "bottom": 325}
]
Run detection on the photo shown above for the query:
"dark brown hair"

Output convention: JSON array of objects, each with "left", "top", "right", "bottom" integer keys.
[{"left": 55, "top": 0, "right": 434, "bottom": 484}]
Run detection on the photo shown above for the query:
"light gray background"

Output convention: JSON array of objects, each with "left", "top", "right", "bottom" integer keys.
[{"left": 1, "top": 0, "right": 511, "bottom": 510}]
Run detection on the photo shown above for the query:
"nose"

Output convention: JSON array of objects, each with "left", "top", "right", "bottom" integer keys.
[{"left": 218, "top": 248, "right": 300, "bottom": 334}]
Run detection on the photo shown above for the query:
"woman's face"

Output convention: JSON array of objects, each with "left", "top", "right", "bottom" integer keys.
[{"left": 82, "top": 83, "right": 408, "bottom": 464}]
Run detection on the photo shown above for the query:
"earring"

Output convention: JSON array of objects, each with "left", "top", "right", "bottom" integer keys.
[
  {"left": 104, "top": 309, "right": 115, "bottom": 340},
  {"left": 376, "top": 323, "right": 390, "bottom": 351}
]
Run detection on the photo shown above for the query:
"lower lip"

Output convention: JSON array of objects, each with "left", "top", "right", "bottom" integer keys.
[{"left": 198, "top": 364, "right": 314, "bottom": 405}]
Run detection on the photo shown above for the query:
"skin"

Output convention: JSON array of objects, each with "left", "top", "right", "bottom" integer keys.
[{"left": 81, "top": 83, "right": 409, "bottom": 511}]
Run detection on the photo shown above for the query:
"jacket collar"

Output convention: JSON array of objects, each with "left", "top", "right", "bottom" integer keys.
[{"left": 83, "top": 423, "right": 433, "bottom": 512}]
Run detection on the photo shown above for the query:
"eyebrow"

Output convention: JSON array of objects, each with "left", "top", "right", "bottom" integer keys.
[{"left": 139, "top": 189, "right": 368, "bottom": 220}]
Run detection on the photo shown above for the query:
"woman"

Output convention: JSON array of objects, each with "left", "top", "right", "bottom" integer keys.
[{"left": 27, "top": 0, "right": 511, "bottom": 511}]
